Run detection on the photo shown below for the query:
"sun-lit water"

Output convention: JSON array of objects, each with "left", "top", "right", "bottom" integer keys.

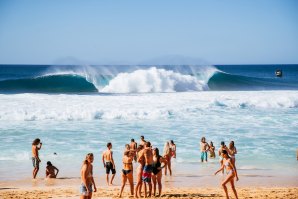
[{"left": 0, "top": 65, "right": 297, "bottom": 186}]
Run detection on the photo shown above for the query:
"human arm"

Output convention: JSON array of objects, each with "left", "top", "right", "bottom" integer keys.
[
  {"left": 110, "top": 151, "right": 115, "bottom": 169},
  {"left": 159, "top": 157, "right": 167, "bottom": 169},
  {"left": 54, "top": 166, "right": 59, "bottom": 177},
  {"left": 91, "top": 165, "right": 97, "bottom": 192},
  {"left": 46, "top": 167, "right": 50, "bottom": 177},
  {"left": 102, "top": 152, "right": 106, "bottom": 167},
  {"left": 214, "top": 164, "right": 224, "bottom": 175}
]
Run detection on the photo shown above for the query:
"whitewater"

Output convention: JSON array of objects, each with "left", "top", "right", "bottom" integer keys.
[{"left": 0, "top": 65, "right": 297, "bottom": 185}]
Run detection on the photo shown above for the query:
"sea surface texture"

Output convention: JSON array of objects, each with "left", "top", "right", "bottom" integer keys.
[{"left": 0, "top": 65, "right": 297, "bottom": 186}]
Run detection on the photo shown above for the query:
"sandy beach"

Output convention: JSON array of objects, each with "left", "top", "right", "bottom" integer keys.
[{"left": 1, "top": 185, "right": 297, "bottom": 199}]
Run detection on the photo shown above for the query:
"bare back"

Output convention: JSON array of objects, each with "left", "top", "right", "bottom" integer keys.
[
  {"left": 144, "top": 148, "right": 153, "bottom": 165},
  {"left": 103, "top": 150, "right": 112, "bottom": 162}
]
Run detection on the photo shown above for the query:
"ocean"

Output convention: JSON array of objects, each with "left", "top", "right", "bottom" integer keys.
[{"left": 0, "top": 64, "right": 297, "bottom": 186}]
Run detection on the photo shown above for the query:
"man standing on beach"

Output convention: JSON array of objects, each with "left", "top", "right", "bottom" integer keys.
[
  {"left": 102, "top": 142, "right": 116, "bottom": 185},
  {"left": 32, "top": 138, "right": 42, "bottom": 179},
  {"left": 140, "top": 135, "right": 146, "bottom": 146},
  {"left": 130, "top": 139, "right": 137, "bottom": 161},
  {"left": 200, "top": 137, "right": 209, "bottom": 162},
  {"left": 138, "top": 142, "right": 153, "bottom": 197}
]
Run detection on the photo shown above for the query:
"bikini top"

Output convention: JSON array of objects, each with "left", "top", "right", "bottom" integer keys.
[{"left": 224, "top": 160, "right": 231, "bottom": 167}]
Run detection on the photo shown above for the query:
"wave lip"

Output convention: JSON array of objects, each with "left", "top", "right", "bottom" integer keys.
[{"left": 101, "top": 67, "right": 209, "bottom": 93}]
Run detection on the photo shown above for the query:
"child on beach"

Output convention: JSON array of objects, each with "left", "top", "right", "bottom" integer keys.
[
  {"left": 214, "top": 150, "right": 239, "bottom": 199},
  {"left": 102, "top": 142, "right": 116, "bottom": 186},
  {"left": 46, "top": 161, "right": 59, "bottom": 178},
  {"left": 32, "top": 138, "right": 42, "bottom": 179},
  {"left": 209, "top": 141, "right": 216, "bottom": 158},
  {"left": 80, "top": 153, "right": 97, "bottom": 199},
  {"left": 200, "top": 137, "right": 209, "bottom": 162}
]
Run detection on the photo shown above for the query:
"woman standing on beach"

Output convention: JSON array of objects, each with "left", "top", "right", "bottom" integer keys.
[
  {"left": 80, "top": 153, "right": 97, "bottom": 199},
  {"left": 152, "top": 148, "right": 166, "bottom": 197},
  {"left": 163, "top": 141, "right": 172, "bottom": 176},
  {"left": 170, "top": 140, "right": 176, "bottom": 158},
  {"left": 135, "top": 145, "right": 144, "bottom": 198},
  {"left": 214, "top": 150, "right": 239, "bottom": 199},
  {"left": 119, "top": 151, "right": 134, "bottom": 198},
  {"left": 227, "top": 141, "right": 237, "bottom": 165},
  {"left": 209, "top": 141, "right": 216, "bottom": 158}
]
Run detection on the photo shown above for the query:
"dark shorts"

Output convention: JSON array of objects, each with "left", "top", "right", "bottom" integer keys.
[
  {"left": 142, "top": 165, "right": 153, "bottom": 183},
  {"left": 106, "top": 162, "right": 116, "bottom": 174},
  {"left": 32, "top": 157, "right": 39, "bottom": 168}
]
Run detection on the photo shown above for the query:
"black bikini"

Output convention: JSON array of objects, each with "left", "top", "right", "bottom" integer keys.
[
  {"left": 152, "top": 156, "right": 161, "bottom": 175},
  {"left": 122, "top": 162, "right": 133, "bottom": 175}
]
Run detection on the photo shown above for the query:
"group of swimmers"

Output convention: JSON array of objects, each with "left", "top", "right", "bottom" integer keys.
[
  {"left": 32, "top": 136, "right": 239, "bottom": 199},
  {"left": 200, "top": 137, "right": 239, "bottom": 199}
]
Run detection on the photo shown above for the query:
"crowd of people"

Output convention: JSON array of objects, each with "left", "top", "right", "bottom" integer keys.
[{"left": 31, "top": 136, "right": 239, "bottom": 199}]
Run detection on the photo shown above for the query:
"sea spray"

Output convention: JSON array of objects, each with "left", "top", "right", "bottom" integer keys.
[{"left": 101, "top": 67, "right": 209, "bottom": 93}]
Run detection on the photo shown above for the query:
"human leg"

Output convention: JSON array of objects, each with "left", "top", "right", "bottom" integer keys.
[{"left": 119, "top": 174, "right": 127, "bottom": 197}]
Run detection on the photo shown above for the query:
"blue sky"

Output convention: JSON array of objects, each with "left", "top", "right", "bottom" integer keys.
[{"left": 0, "top": 0, "right": 297, "bottom": 65}]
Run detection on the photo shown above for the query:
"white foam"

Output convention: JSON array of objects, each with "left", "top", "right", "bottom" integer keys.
[
  {"left": 0, "top": 91, "right": 297, "bottom": 121},
  {"left": 101, "top": 67, "right": 209, "bottom": 93}
]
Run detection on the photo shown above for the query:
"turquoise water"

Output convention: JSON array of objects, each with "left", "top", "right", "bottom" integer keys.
[
  {"left": 0, "top": 91, "right": 297, "bottom": 184},
  {"left": 0, "top": 65, "right": 297, "bottom": 185}
]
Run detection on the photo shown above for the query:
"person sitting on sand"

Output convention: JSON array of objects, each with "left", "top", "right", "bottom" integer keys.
[
  {"left": 46, "top": 161, "right": 59, "bottom": 178},
  {"left": 152, "top": 147, "right": 167, "bottom": 197},
  {"left": 138, "top": 142, "right": 153, "bottom": 198},
  {"left": 102, "top": 142, "right": 116, "bottom": 186},
  {"left": 32, "top": 138, "right": 42, "bottom": 179},
  {"left": 200, "top": 137, "right": 209, "bottom": 162},
  {"left": 135, "top": 145, "right": 144, "bottom": 198},
  {"left": 227, "top": 141, "right": 237, "bottom": 165},
  {"left": 163, "top": 141, "right": 172, "bottom": 176},
  {"left": 80, "top": 153, "right": 97, "bottom": 199},
  {"left": 214, "top": 150, "right": 239, "bottom": 199},
  {"left": 170, "top": 140, "right": 176, "bottom": 158},
  {"left": 209, "top": 141, "right": 216, "bottom": 158},
  {"left": 119, "top": 151, "right": 134, "bottom": 198}
]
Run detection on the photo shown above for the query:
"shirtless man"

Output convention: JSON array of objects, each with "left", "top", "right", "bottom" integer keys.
[
  {"left": 46, "top": 161, "right": 59, "bottom": 178},
  {"left": 200, "top": 137, "right": 209, "bottom": 162},
  {"left": 140, "top": 136, "right": 146, "bottom": 147},
  {"left": 138, "top": 142, "right": 153, "bottom": 198},
  {"left": 80, "top": 153, "right": 97, "bottom": 199},
  {"left": 130, "top": 139, "right": 137, "bottom": 161},
  {"left": 102, "top": 142, "right": 116, "bottom": 185},
  {"left": 32, "top": 138, "right": 42, "bottom": 179}
]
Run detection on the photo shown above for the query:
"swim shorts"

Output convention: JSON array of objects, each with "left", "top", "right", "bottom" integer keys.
[
  {"left": 142, "top": 165, "right": 153, "bottom": 183},
  {"left": 105, "top": 162, "right": 116, "bottom": 174},
  {"left": 80, "top": 183, "right": 93, "bottom": 196},
  {"left": 32, "top": 157, "right": 40, "bottom": 168}
]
